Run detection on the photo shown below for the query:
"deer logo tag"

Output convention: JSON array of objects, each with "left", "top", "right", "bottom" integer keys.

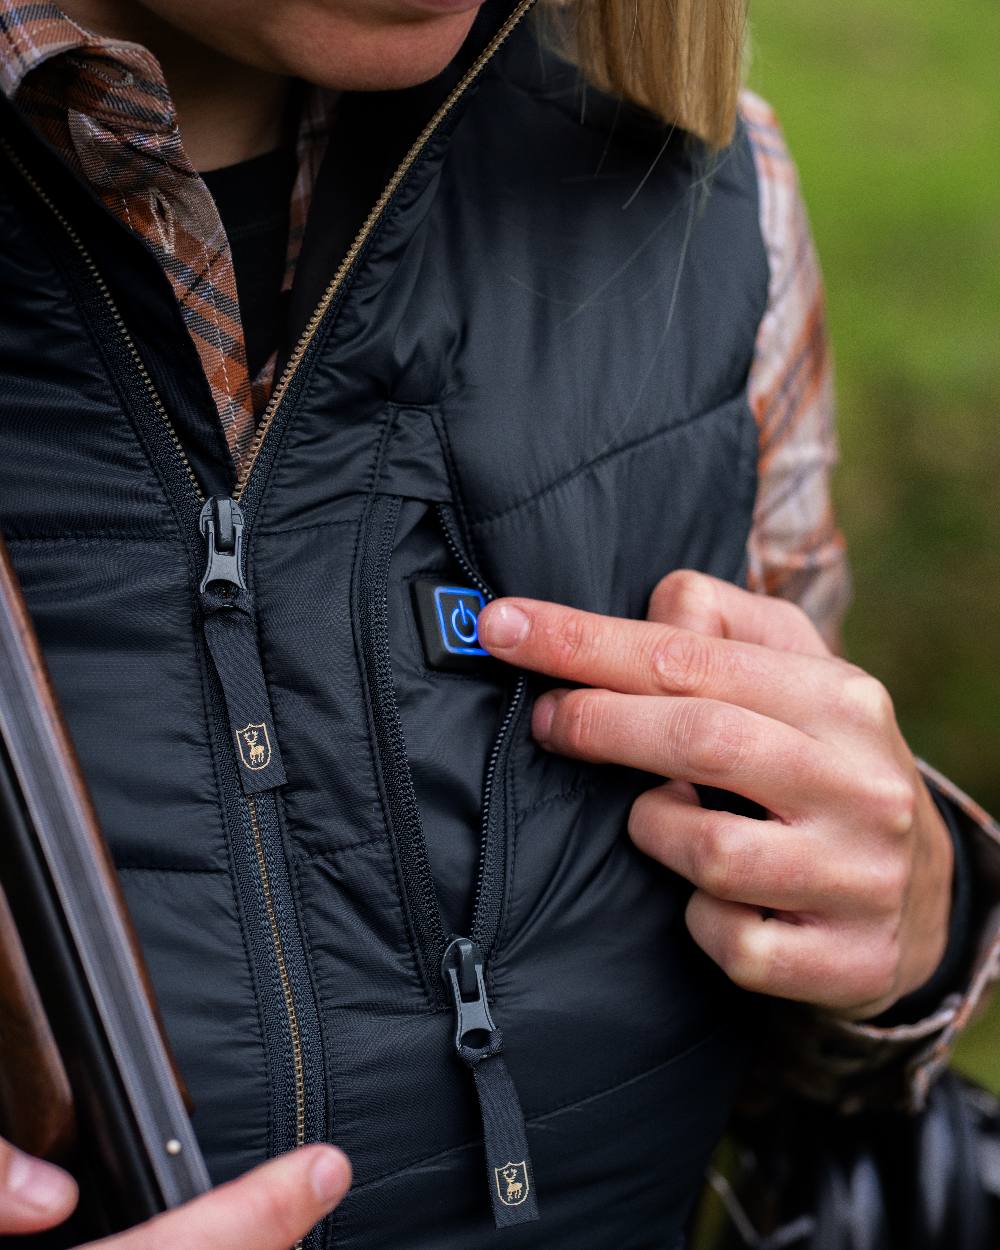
[
  {"left": 236, "top": 723, "right": 271, "bottom": 771},
  {"left": 494, "top": 1162, "right": 529, "bottom": 1207}
]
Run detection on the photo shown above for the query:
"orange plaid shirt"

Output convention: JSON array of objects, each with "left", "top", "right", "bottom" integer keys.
[{"left": 740, "top": 89, "right": 851, "bottom": 647}]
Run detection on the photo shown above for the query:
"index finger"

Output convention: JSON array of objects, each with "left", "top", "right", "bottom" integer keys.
[{"left": 477, "top": 597, "right": 840, "bottom": 730}]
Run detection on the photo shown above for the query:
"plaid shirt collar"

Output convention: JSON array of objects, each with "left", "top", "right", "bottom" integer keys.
[
  {"left": 0, "top": 2, "right": 129, "bottom": 98},
  {"left": 0, "top": 0, "right": 335, "bottom": 470}
]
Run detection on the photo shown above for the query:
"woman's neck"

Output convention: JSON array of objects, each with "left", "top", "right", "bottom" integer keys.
[{"left": 57, "top": 0, "right": 291, "bottom": 170}]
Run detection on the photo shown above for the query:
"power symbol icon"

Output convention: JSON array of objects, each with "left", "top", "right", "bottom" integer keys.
[
  {"left": 450, "top": 600, "right": 480, "bottom": 646},
  {"left": 414, "top": 582, "right": 490, "bottom": 669}
]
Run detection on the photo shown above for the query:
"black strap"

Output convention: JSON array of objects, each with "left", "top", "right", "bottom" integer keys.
[
  {"left": 465, "top": 1040, "right": 539, "bottom": 1227},
  {"left": 201, "top": 587, "right": 286, "bottom": 794},
  {"left": 443, "top": 936, "right": 539, "bottom": 1229}
]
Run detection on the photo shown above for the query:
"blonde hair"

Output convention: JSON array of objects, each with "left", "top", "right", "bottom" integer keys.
[{"left": 542, "top": 0, "right": 748, "bottom": 150}]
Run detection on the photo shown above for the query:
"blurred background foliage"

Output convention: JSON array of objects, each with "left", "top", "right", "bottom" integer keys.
[{"left": 747, "top": 0, "right": 1000, "bottom": 1082}]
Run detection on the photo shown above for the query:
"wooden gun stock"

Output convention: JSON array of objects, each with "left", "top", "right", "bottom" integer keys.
[
  {"left": 0, "top": 877, "right": 75, "bottom": 1162},
  {"left": 0, "top": 536, "right": 209, "bottom": 1240}
]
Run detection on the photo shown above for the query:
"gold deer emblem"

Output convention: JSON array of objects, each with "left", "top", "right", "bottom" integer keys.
[
  {"left": 494, "top": 1162, "right": 529, "bottom": 1207},
  {"left": 236, "top": 722, "right": 271, "bottom": 771}
]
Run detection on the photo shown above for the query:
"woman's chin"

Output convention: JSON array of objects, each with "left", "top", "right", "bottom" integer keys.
[{"left": 266, "top": 6, "right": 483, "bottom": 91}]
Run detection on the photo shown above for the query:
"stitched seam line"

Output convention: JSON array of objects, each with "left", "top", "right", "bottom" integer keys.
[
  {"left": 254, "top": 517, "right": 361, "bottom": 539},
  {"left": 3, "top": 531, "right": 179, "bottom": 542},
  {"left": 470, "top": 394, "right": 744, "bottom": 531},
  {"left": 350, "top": 1025, "right": 726, "bottom": 1195},
  {"left": 296, "top": 835, "right": 389, "bottom": 863},
  {"left": 515, "top": 779, "right": 595, "bottom": 824}
]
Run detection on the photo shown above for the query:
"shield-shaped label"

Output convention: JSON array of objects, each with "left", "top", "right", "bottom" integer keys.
[
  {"left": 494, "top": 1161, "right": 529, "bottom": 1207},
  {"left": 236, "top": 722, "right": 271, "bottom": 771}
]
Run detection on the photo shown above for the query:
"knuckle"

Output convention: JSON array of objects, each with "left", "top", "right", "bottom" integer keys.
[
  {"left": 687, "top": 705, "right": 754, "bottom": 778},
  {"left": 650, "top": 628, "right": 712, "bottom": 694},
  {"left": 557, "top": 689, "right": 604, "bottom": 754},
  {"left": 863, "top": 854, "right": 909, "bottom": 915},
  {"left": 550, "top": 611, "right": 590, "bottom": 670},
  {"left": 775, "top": 597, "right": 830, "bottom": 653},
  {"left": 650, "top": 568, "right": 713, "bottom": 620},
  {"left": 862, "top": 769, "right": 917, "bottom": 836},
  {"left": 720, "top": 923, "right": 774, "bottom": 992},
  {"left": 779, "top": 599, "right": 811, "bottom": 632},
  {"left": 694, "top": 820, "right": 745, "bottom": 897},
  {"left": 838, "top": 668, "right": 896, "bottom": 727}
]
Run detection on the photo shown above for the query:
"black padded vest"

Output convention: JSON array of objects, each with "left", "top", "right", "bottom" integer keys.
[{"left": 0, "top": 4, "right": 770, "bottom": 1246}]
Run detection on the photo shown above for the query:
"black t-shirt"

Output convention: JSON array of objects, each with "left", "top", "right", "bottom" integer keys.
[{"left": 202, "top": 146, "right": 298, "bottom": 381}]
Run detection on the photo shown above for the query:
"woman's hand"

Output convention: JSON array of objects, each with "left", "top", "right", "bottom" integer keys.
[
  {"left": 478, "top": 570, "right": 954, "bottom": 1020},
  {"left": 0, "top": 1133, "right": 350, "bottom": 1248}
]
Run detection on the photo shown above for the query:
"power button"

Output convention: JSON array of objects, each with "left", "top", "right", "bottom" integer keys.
[{"left": 413, "top": 581, "right": 492, "bottom": 672}]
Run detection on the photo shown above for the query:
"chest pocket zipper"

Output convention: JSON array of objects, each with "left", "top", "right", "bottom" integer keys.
[{"left": 354, "top": 493, "right": 538, "bottom": 1229}]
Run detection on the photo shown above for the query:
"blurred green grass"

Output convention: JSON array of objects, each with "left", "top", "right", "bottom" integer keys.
[{"left": 748, "top": 0, "right": 1000, "bottom": 1083}]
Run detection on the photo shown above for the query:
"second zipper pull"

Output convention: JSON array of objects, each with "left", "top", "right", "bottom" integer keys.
[
  {"left": 198, "top": 497, "right": 286, "bottom": 795},
  {"left": 442, "top": 937, "right": 539, "bottom": 1229}
]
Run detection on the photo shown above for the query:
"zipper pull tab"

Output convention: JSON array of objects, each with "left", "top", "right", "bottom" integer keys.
[
  {"left": 198, "top": 497, "right": 286, "bottom": 795},
  {"left": 442, "top": 937, "right": 539, "bottom": 1229},
  {"left": 199, "top": 496, "right": 247, "bottom": 593}
]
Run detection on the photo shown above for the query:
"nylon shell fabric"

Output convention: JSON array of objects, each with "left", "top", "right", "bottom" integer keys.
[{"left": 0, "top": 9, "right": 770, "bottom": 1247}]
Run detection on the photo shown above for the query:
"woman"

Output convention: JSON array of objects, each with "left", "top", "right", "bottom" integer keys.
[{"left": 0, "top": 0, "right": 997, "bottom": 1246}]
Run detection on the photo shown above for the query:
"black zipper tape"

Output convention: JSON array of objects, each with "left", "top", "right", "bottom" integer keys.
[
  {"left": 436, "top": 504, "right": 527, "bottom": 955},
  {"left": 443, "top": 937, "right": 539, "bottom": 1228},
  {"left": 355, "top": 490, "right": 540, "bottom": 1226},
  {"left": 198, "top": 498, "right": 287, "bottom": 795},
  {"left": 355, "top": 493, "right": 448, "bottom": 1000}
]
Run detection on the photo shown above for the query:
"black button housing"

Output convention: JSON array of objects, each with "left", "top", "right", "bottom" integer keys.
[{"left": 413, "top": 580, "right": 493, "bottom": 672}]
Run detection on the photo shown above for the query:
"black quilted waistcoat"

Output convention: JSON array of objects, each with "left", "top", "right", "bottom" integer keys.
[{"left": 0, "top": 3, "right": 770, "bottom": 1245}]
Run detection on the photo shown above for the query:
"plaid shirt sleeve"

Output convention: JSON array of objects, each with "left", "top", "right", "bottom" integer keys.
[{"left": 742, "top": 89, "right": 1000, "bottom": 1112}]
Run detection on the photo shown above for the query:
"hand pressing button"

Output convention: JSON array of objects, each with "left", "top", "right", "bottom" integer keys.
[{"left": 413, "top": 581, "right": 492, "bottom": 671}]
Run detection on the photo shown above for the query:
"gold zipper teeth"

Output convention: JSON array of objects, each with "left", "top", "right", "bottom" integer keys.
[
  {"left": 248, "top": 797, "right": 307, "bottom": 1150},
  {"left": 0, "top": 140, "right": 205, "bottom": 504},
  {"left": 232, "top": 0, "right": 538, "bottom": 501},
  {"left": 7, "top": 11, "right": 537, "bottom": 1239},
  {"left": 247, "top": 797, "right": 306, "bottom": 1250},
  {"left": 6, "top": 0, "right": 538, "bottom": 511}
]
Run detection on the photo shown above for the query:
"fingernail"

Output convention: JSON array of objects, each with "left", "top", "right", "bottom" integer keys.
[
  {"left": 479, "top": 602, "right": 529, "bottom": 650},
  {"left": 532, "top": 693, "right": 556, "bottom": 742},
  {"left": 309, "top": 1148, "right": 348, "bottom": 1206},
  {"left": 6, "top": 1151, "right": 76, "bottom": 1212}
]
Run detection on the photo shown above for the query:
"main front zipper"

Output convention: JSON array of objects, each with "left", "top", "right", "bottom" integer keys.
[{"left": 1, "top": 0, "right": 540, "bottom": 1232}]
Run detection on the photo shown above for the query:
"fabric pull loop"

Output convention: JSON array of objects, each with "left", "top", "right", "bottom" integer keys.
[
  {"left": 443, "top": 937, "right": 539, "bottom": 1229},
  {"left": 199, "top": 497, "right": 286, "bottom": 795}
]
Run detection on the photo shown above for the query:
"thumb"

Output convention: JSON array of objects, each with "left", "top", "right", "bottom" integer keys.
[
  {"left": 93, "top": 1144, "right": 351, "bottom": 1250},
  {"left": 0, "top": 1136, "right": 79, "bottom": 1235}
]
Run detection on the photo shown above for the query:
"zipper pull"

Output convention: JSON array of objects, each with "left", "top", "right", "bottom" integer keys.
[
  {"left": 199, "top": 496, "right": 246, "bottom": 594},
  {"left": 198, "top": 497, "right": 286, "bottom": 795},
  {"left": 442, "top": 937, "right": 539, "bottom": 1229}
]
